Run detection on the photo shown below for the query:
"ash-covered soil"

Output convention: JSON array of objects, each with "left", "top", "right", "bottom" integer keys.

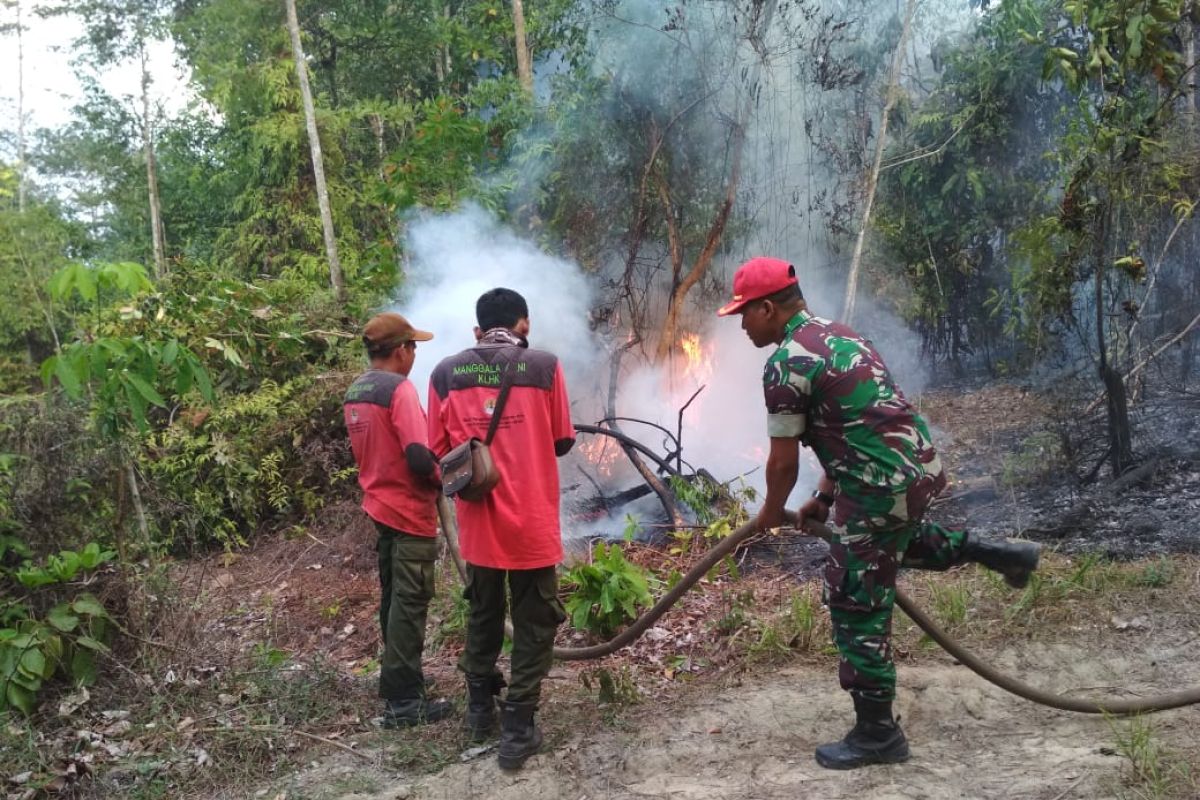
[{"left": 924, "top": 384, "right": 1200, "bottom": 559}]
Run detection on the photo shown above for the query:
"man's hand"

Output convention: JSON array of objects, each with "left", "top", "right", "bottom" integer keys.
[
  {"left": 796, "top": 496, "right": 830, "bottom": 531},
  {"left": 753, "top": 504, "right": 787, "bottom": 532}
]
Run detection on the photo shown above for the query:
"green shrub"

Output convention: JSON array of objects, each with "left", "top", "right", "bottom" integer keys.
[
  {"left": 141, "top": 375, "right": 357, "bottom": 552},
  {"left": 563, "top": 541, "right": 655, "bottom": 637},
  {"left": 0, "top": 542, "right": 115, "bottom": 714}
]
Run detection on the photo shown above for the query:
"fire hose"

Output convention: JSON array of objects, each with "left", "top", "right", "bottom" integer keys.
[{"left": 435, "top": 497, "right": 1200, "bottom": 715}]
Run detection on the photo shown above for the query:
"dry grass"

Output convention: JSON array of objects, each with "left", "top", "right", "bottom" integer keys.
[{"left": 5, "top": 534, "right": 1199, "bottom": 799}]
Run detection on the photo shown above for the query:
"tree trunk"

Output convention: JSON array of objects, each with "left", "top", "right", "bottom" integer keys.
[
  {"left": 139, "top": 39, "right": 168, "bottom": 279},
  {"left": 1184, "top": 238, "right": 1198, "bottom": 385},
  {"left": 651, "top": 0, "right": 776, "bottom": 363},
  {"left": 16, "top": 0, "right": 26, "bottom": 213},
  {"left": 124, "top": 455, "right": 153, "bottom": 557},
  {"left": 652, "top": 106, "right": 748, "bottom": 363},
  {"left": 1185, "top": 6, "right": 1196, "bottom": 113},
  {"left": 1094, "top": 207, "right": 1133, "bottom": 476},
  {"left": 511, "top": 0, "right": 533, "bottom": 94},
  {"left": 841, "top": 0, "right": 917, "bottom": 323},
  {"left": 285, "top": 0, "right": 347, "bottom": 304}
]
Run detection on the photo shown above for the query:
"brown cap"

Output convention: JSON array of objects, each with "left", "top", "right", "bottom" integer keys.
[{"left": 362, "top": 312, "right": 433, "bottom": 354}]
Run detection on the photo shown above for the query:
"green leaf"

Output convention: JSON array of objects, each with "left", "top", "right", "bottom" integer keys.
[
  {"left": 53, "top": 354, "right": 84, "bottom": 398},
  {"left": 47, "top": 262, "right": 96, "bottom": 304},
  {"left": 190, "top": 356, "right": 215, "bottom": 404},
  {"left": 47, "top": 604, "right": 80, "bottom": 633},
  {"left": 124, "top": 372, "right": 166, "bottom": 407},
  {"left": 123, "top": 380, "right": 150, "bottom": 433},
  {"left": 71, "top": 649, "right": 97, "bottom": 686},
  {"left": 15, "top": 568, "right": 57, "bottom": 589},
  {"left": 19, "top": 648, "right": 46, "bottom": 680},
  {"left": 74, "top": 636, "right": 110, "bottom": 654},
  {"left": 8, "top": 670, "right": 41, "bottom": 691},
  {"left": 175, "top": 360, "right": 195, "bottom": 397},
  {"left": 161, "top": 339, "right": 179, "bottom": 366},
  {"left": 5, "top": 682, "right": 36, "bottom": 715},
  {"left": 71, "top": 595, "right": 107, "bottom": 618},
  {"left": 5, "top": 633, "right": 34, "bottom": 650}
]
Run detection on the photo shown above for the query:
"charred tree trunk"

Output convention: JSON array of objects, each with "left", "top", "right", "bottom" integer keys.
[
  {"left": 1183, "top": 235, "right": 1198, "bottom": 384},
  {"left": 1095, "top": 206, "right": 1134, "bottom": 476},
  {"left": 285, "top": 0, "right": 347, "bottom": 305}
]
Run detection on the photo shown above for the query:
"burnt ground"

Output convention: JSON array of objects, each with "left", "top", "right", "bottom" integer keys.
[
  {"left": 923, "top": 382, "right": 1200, "bottom": 558},
  {"left": 71, "top": 379, "right": 1200, "bottom": 800},
  {"left": 736, "top": 382, "right": 1200, "bottom": 581}
]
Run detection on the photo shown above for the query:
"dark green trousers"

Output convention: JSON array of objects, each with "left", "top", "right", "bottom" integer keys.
[
  {"left": 458, "top": 564, "right": 565, "bottom": 703},
  {"left": 375, "top": 523, "right": 437, "bottom": 701}
]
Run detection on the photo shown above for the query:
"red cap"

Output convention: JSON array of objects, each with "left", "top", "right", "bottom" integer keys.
[{"left": 716, "top": 257, "right": 798, "bottom": 316}]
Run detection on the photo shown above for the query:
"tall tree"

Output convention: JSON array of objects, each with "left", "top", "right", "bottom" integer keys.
[
  {"left": 43, "top": 0, "right": 172, "bottom": 277},
  {"left": 841, "top": 0, "right": 917, "bottom": 323},
  {"left": 512, "top": 0, "right": 533, "bottom": 93},
  {"left": 137, "top": 30, "right": 167, "bottom": 278},
  {"left": 284, "top": 0, "right": 346, "bottom": 303}
]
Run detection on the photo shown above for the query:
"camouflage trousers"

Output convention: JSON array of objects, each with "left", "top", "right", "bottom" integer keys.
[{"left": 825, "top": 478, "right": 967, "bottom": 702}]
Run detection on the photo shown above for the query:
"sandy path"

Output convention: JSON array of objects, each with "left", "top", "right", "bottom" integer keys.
[{"left": 395, "top": 636, "right": 1197, "bottom": 800}]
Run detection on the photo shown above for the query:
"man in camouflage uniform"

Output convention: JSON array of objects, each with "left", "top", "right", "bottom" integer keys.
[{"left": 718, "top": 257, "right": 1040, "bottom": 769}]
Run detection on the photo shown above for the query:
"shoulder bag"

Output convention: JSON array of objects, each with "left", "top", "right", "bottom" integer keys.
[{"left": 439, "top": 364, "right": 513, "bottom": 501}]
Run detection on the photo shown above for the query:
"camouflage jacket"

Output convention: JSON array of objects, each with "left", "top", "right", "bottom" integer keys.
[{"left": 762, "top": 311, "right": 943, "bottom": 518}]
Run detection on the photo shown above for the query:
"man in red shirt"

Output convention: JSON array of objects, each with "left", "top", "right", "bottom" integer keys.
[
  {"left": 344, "top": 312, "right": 451, "bottom": 728},
  {"left": 428, "top": 288, "right": 575, "bottom": 770}
]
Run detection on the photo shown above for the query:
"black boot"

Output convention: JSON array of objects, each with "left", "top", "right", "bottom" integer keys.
[
  {"left": 464, "top": 672, "right": 505, "bottom": 742},
  {"left": 382, "top": 694, "right": 453, "bottom": 729},
  {"left": 963, "top": 535, "right": 1040, "bottom": 588},
  {"left": 814, "top": 696, "right": 910, "bottom": 770},
  {"left": 497, "top": 699, "right": 543, "bottom": 770}
]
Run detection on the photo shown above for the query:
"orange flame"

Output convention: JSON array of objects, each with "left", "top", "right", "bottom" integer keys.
[
  {"left": 578, "top": 435, "right": 621, "bottom": 478},
  {"left": 674, "top": 332, "right": 715, "bottom": 399}
]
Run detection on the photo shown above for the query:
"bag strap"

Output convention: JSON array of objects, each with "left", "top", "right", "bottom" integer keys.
[{"left": 483, "top": 357, "right": 515, "bottom": 445}]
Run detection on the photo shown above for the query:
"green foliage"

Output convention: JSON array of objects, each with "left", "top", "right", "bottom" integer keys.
[
  {"left": 875, "top": 0, "right": 1060, "bottom": 364},
  {"left": 0, "top": 542, "right": 114, "bottom": 714},
  {"left": 749, "top": 590, "right": 822, "bottom": 660},
  {"left": 580, "top": 665, "right": 640, "bottom": 706},
  {"left": 1032, "top": 0, "right": 1185, "bottom": 90},
  {"left": 140, "top": 375, "right": 354, "bottom": 552},
  {"left": 563, "top": 541, "right": 655, "bottom": 637}
]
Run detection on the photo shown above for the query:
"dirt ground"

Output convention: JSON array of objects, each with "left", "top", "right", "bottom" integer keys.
[
  {"left": 276, "top": 615, "right": 1200, "bottom": 800},
  {"left": 180, "top": 381, "right": 1200, "bottom": 800}
]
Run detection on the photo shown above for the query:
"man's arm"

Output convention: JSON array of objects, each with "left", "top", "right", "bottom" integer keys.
[
  {"left": 550, "top": 362, "right": 575, "bottom": 457},
  {"left": 403, "top": 443, "right": 438, "bottom": 479},
  {"left": 390, "top": 380, "right": 440, "bottom": 486},
  {"left": 426, "top": 378, "right": 451, "bottom": 458},
  {"left": 754, "top": 435, "right": 800, "bottom": 531}
]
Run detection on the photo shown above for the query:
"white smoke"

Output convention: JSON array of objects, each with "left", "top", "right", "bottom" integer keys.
[
  {"left": 387, "top": 204, "right": 824, "bottom": 546},
  {"left": 393, "top": 204, "right": 597, "bottom": 397}
]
